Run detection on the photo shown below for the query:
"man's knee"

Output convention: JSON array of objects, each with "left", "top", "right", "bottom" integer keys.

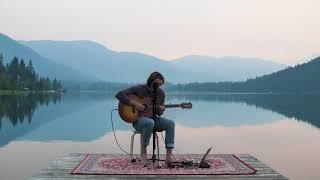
[
  {"left": 168, "top": 119, "right": 175, "bottom": 128},
  {"left": 145, "top": 119, "right": 155, "bottom": 129}
]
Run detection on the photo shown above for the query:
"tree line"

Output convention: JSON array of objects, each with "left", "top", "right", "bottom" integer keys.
[
  {"left": 165, "top": 56, "right": 320, "bottom": 93},
  {"left": 74, "top": 55, "right": 320, "bottom": 93},
  {"left": 0, "top": 53, "right": 63, "bottom": 91}
]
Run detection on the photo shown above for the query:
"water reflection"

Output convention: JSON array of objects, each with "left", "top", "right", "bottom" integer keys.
[
  {"left": 1, "top": 92, "right": 320, "bottom": 180},
  {"left": 1, "top": 93, "right": 320, "bottom": 147},
  {"left": 0, "top": 93, "right": 108, "bottom": 147},
  {"left": 169, "top": 93, "right": 320, "bottom": 128},
  {"left": 0, "top": 94, "right": 61, "bottom": 128}
]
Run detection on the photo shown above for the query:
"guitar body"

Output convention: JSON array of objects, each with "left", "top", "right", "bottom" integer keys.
[
  {"left": 118, "top": 94, "right": 192, "bottom": 123},
  {"left": 118, "top": 94, "right": 153, "bottom": 123}
]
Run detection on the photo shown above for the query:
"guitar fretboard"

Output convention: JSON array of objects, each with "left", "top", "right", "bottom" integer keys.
[{"left": 164, "top": 104, "right": 180, "bottom": 108}]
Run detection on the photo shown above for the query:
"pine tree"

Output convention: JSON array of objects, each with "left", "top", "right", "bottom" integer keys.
[
  {"left": 0, "top": 53, "right": 5, "bottom": 89},
  {"left": 19, "top": 59, "right": 27, "bottom": 89},
  {"left": 8, "top": 57, "right": 19, "bottom": 81},
  {"left": 45, "top": 77, "right": 51, "bottom": 90},
  {"left": 0, "top": 53, "right": 4, "bottom": 74},
  {"left": 52, "top": 79, "right": 58, "bottom": 90},
  {"left": 26, "top": 60, "right": 36, "bottom": 90},
  {"left": 57, "top": 80, "right": 62, "bottom": 90},
  {"left": 27, "top": 60, "right": 35, "bottom": 79},
  {"left": 19, "top": 59, "right": 26, "bottom": 76}
]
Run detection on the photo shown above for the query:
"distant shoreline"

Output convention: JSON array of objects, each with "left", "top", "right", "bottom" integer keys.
[
  {"left": 2, "top": 89, "right": 320, "bottom": 96},
  {"left": 0, "top": 90, "right": 62, "bottom": 95},
  {"left": 0, "top": 90, "right": 26, "bottom": 95},
  {"left": 72, "top": 90, "right": 320, "bottom": 95}
]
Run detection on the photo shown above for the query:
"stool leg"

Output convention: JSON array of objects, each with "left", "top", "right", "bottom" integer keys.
[
  {"left": 156, "top": 135, "right": 160, "bottom": 160},
  {"left": 130, "top": 132, "right": 135, "bottom": 161}
]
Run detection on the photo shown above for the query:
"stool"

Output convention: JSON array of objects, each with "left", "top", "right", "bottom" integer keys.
[{"left": 130, "top": 130, "right": 160, "bottom": 161}]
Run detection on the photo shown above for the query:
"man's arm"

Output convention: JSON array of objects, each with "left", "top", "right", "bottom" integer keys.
[
  {"left": 115, "top": 85, "right": 148, "bottom": 111},
  {"left": 156, "top": 89, "right": 165, "bottom": 116},
  {"left": 115, "top": 85, "right": 139, "bottom": 105}
]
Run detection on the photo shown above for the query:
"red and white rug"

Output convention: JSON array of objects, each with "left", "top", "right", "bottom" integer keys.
[{"left": 71, "top": 154, "right": 257, "bottom": 175}]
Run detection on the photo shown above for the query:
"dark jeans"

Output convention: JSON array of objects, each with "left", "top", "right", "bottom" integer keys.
[{"left": 133, "top": 116, "right": 175, "bottom": 148}]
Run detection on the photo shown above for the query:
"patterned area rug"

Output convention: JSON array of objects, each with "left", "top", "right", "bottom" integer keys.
[{"left": 71, "top": 154, "right": 257, "bottom": 175}]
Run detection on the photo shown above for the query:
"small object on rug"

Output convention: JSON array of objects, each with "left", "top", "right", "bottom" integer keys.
[
  {"left": 199, "top": 160, "right": 211, "bottom": 168},
  {"left": 71, "top": 154, "right": 257, "bottom": 175}
]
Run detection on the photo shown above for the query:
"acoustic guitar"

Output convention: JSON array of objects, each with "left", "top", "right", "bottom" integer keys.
[{"left": 118, "top": 94, "right": 192, "bottom": 123}]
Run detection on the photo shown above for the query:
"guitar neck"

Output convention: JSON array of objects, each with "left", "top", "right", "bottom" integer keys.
[{"left": 164, "top": 104, "right": 181, "bottom": 108}]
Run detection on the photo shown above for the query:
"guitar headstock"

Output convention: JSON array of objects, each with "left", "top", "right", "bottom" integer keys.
[{"left": 179, "top": 102, "right": 192, "bottom": 109}]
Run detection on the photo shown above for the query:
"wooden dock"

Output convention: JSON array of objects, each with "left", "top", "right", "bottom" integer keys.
[{"left": 29, "top": 153, "right": 288, "bottom": 180}]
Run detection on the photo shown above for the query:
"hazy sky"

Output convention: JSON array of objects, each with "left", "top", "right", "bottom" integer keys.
[{"left": 1, "top": 0, "right": 319, "bottom": 65}]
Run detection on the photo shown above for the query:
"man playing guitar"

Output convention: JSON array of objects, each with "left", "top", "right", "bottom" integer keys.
[{"left": 115, "top": 71, "right": 175, "bottom": 166}]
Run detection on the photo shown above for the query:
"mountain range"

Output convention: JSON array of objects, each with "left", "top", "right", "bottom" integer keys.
[
  {"left": 167, "top": 56, "right": 320, "bottom": 93},
  {"left": 171, "top": 55, "right": 284, "bottom": 82},
  {"left": 0, "top": 33, "right": 285, "bottom": 83},
  {"left": 0, "top": 33, "right": 95, "bottom": 81}
]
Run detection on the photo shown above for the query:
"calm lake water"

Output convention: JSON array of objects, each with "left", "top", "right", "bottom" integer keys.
[{"left": 1, "top": 92, "right": 320, "bottom": 180}]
